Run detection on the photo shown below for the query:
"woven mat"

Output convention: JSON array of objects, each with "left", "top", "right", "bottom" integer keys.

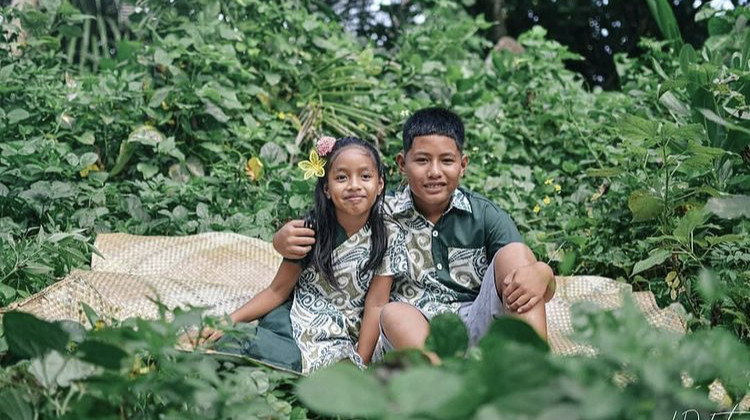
[{"left": 2, "top": 232, "right": 687, "bottom": 355}]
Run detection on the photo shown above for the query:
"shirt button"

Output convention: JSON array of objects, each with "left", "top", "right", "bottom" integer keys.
[
  {"left": 437, "top": 263, "right": 443, "bottom": 270},
  {"left": 432, "top": 231, "right": 438, "bottom": 237}
]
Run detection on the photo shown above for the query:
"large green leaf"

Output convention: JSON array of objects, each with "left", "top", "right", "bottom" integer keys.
[
  {"left": 296, "top": 363, "right": 388, "bottom": 418},
  {"left": 673, "top": 209, "right": 707, "bottom": 245},
  {"left": 478, "top": 317, "right": 549, "bottom": 353},
  {"left": 425, "top": 313, "right": 468, "bottom": 358},
  {"left": 628, "top": 190, "right": 664, "bottom": 222},
  {"left": 77, "top": 340, "right": 128, "bottom": 370},
  {"left": 388, "top": 367, "right": 466, "bottom": 419},
  {"left": 706, "top": 195, "right": 750, "bottom": 219},
  {"left": 2, "top": 312, "right": 69, "bottom": 359},
  {"left": 631, "top": 249, "right": 671, "bottom": 277},
  {"left": 0, "top": 389, "right": 33, "bottom": 420},
  {"left": 645, "top": 0, "right": 682, "bottom": 44}
]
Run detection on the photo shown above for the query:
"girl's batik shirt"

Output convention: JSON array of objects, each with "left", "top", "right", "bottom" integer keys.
[{"left": 290, "top": 220, "right": 407, "bottom": 374}]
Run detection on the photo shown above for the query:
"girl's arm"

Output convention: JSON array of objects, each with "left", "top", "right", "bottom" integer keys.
[
  {"left": 229, "top": 260, "right": 302, "bottom": 323},
  {"left": 357, "top": 275, "right": 393, "bottom": 364}
]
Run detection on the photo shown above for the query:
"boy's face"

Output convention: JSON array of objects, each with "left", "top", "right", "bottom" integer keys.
[{"left": 397, "top": 134, "right": 468, "bottom": 220}]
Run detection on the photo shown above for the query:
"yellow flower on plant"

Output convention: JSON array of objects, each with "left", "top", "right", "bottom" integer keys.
[
  {"left": 80, "top": 163, "right": 99, "bottom": 178},
  {"left": 544, "top": 178, "right": 553, "bottom": 185},
  {"left": 298, "top": 149, "right": 326, "bottom": 179},
  {"left": 543, "top": 196, "right": 551, "bottom": 205},
  {"left": 555, "top": 184, "right": 561, "bottom": 193},
  {"left": 245, "top": 157, "right": 264, "bottom": 181},
  {"left": 533, "top": 204, "right": 541, "bottom": 214},
  {"left": 277, "top": 112, "right": 286, "bottom": 120}
]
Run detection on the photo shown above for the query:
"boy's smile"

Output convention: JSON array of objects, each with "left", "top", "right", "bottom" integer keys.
[{"left": 397, "top": 134, "right": 468, "bottom": 223}]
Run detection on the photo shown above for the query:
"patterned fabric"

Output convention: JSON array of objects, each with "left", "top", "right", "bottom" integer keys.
[
  {"left": 384, "top": 187, "right": 522, "bottom": 318},
  {"left": 290, "top": 221, "right": 405, "bottom": 374}
]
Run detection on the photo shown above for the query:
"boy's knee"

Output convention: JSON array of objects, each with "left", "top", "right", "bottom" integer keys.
[{"left": 494, "top": 242, "right": 536, "bottom": 266}]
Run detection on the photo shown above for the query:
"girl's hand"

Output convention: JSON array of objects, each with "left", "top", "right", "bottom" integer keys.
[
  {"left": 200, "top": 327, "right": 224, "bottom": 343},
  {"left": 272, "top": 219, "right": 316, "bottom": 259},
  {"left": 501, "top": 262, "right": 555, "bottom": 314}
]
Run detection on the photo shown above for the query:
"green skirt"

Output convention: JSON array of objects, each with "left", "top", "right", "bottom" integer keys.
[{"left": 214, "top": 299, "right": 302, "bottom": 372}]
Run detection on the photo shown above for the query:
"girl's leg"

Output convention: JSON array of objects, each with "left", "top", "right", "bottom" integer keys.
[{"left": 380, "top": 302, "right": 430, "bottom": 349}]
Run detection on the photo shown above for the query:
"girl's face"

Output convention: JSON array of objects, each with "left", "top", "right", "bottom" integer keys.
[{"left": 324, "top": 146, "right": 384, "bottom": 225}]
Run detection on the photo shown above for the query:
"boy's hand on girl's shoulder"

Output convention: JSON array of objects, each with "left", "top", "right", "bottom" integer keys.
[
  {"left": 272, "top": 219, "right": 316, "bottom": 259},
  {"left": 502, "top": 262, "right": 555, "bottom": 314}
]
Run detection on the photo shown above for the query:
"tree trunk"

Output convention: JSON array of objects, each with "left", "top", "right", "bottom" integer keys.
[{"left": 473, "top": 0, "right": 507, "bottom": 42}]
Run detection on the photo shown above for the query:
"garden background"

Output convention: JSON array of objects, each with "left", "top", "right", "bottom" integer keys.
[{"left": 0, "top": 0, "right": 749, "bottom": 418}]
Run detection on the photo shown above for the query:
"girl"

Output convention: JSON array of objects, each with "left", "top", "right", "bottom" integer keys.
[{"left": 206, "top": 137, "right": 401, "bottom": 374}]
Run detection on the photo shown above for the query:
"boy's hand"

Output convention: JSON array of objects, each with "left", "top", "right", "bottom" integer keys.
[
  {"left": 502, "top": 262, "right": 555, "bottom": 314},
  {"left": 272, "top": 219, "right": 316, "bottom": 259}
]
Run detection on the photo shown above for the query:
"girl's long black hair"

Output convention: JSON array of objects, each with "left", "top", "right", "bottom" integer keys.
[{"left": 303, "top": 137, "right": 387, "bottom": 288}]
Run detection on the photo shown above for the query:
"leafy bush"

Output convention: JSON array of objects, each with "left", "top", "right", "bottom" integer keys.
[
  {"left": 298, "top": 300, "right": 750, "bottom": 419},
  {"left": 0, "top": 307, "right": 303, "bottom": 419}
]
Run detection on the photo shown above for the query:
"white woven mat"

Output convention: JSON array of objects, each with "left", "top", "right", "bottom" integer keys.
[{"left": 3, "top": 232, "right": 687, "bottom": 355}]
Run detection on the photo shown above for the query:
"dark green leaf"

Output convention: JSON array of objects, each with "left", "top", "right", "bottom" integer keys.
[
  {"left": 296, "top": 363, "right": 388, "bottom": 418},
  {"left": 631, "top": 249, "right": 671, "bottom": 276},
  {"left": 0, "top": 389, "right": 33, "bottom": 420},
  {"left": 77, "top": 340, "right": 128, "bottom": 369},
  {"left": 425, "top": 313, "right": 468, "bottom": 358},
  {"left": 389, "top": 367, "right": 465, "bottom": 418},
  {"left": 2, "top": 312, "right": 69, "bottom": 358},
  {"left": 628, "top": 190, "right": 664, "bottom": 222}
]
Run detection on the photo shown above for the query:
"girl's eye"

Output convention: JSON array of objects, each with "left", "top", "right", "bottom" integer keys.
[
  {"left": 336, "top": 175, "right": 347, "bottom": 182},
  {"left": 362, "top": 174, "right": 372, "bottom": 180}
]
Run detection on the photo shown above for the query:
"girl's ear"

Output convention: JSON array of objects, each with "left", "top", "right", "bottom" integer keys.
[
  {"left": 323, "top": 183, "right": 330, "bottom": 198},
  {"left": 377, "top": 176, "right": 385, "bottom": 195}
]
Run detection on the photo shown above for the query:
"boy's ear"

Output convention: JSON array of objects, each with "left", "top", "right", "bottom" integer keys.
[
  {"left": 460, "top": 153, "right": 469, "bottom": 177},
  {"left": 396, "top": 152, "right": 406, "bottom": 174}
]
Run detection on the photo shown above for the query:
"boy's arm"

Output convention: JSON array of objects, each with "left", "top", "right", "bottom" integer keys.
[
  {"left": 482, "top": 203, "right": 555, "bottom": 312},
  {"left": 502, "top": 261, "right": 555, "bottom": 313},
  {"left": 272, "top": 219, "right": 316, "bottom": 260},
  {"left": 357, "top": 275, "right": 393, "bottom": 364}
]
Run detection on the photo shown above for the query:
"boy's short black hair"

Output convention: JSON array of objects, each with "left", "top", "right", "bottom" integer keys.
[{"left": 402, "top": 107, "right": 465, "bottom": 154}]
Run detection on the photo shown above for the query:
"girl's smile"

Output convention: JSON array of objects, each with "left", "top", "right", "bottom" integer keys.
[{"left": 324, "top": 146, "right": 384, "bottom": 235}]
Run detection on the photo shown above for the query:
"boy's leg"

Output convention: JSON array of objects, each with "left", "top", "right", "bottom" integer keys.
[
  {"left": 461, "top": 243, "right": 547, "bottom": 344},
  {"left": 379, "top": 302, "right": 430, "bottom": 350},
  {"left": 492, "top": 243, "right": 547, "bottom": 339}
]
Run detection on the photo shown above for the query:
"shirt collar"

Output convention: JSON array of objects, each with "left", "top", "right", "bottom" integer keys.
[{"left": 390, "top": 186, "right": 472, "bottom": 216}]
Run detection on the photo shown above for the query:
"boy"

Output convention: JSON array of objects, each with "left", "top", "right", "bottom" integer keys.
[{"left": 274, "top": 107, "right": 554, "bottom": 353}]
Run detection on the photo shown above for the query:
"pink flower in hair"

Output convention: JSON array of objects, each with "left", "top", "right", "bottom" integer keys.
[{"left": 316, "top": 136, "right": 336, "bottom": 157}]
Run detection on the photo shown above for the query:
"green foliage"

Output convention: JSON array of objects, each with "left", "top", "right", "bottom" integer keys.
[
  {"left": 298, "top": 304, "right": 750, "bottom": 419},
  {"left": 0, "top": 308, "right": 301, "bottom": 419},
  {"left": 0, "top": 0, "right": 748, "bottom": 415}
]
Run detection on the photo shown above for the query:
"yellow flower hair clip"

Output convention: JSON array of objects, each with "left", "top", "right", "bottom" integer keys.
[{"left": 298, "top": 149, "right": 326, "bottom": 179}]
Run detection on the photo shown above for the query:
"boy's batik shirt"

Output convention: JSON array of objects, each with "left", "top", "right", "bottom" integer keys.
[
  {"left": 384, "top": 187, "right": 522, "bottom": 318},
  {"left": 290, "top": 219, "right": 406, "bottom": 374}
]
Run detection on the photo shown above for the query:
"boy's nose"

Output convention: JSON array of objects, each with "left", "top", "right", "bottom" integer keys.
[{"left": 427, "top": 162, "right": 441, "bottom": 177}]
